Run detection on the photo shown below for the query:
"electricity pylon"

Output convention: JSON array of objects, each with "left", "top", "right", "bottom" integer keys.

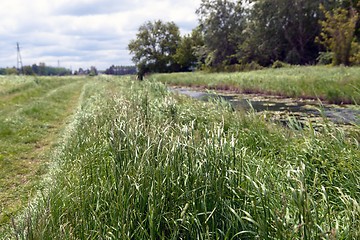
[{"left": 17, "top": 42, "right": 23, "bottom": 74}]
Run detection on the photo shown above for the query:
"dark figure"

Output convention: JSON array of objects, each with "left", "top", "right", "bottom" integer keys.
[
  {"left": 137, "top": 64, "right": 148, "bottom": 81},
  {"left": 137, "top": 71, "right": 144, "bottom": 81}
]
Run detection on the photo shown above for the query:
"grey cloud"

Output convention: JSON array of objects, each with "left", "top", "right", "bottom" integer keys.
[
  {"left": 1, "top": 0, "right": 201, "bottom": 69},
  {"left": 54, "top": 0, "right": 142, "bottom": 16},
  {"left": 177, "top": 20, "right": 199, "bottom": 34}
]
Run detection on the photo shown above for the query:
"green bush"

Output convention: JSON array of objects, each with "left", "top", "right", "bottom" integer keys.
[
  {"left": 271, "top": 60, "right": 289, "bottom": 68},
  {"left": 317, "top": 52, "right": 334, "bottom": 65},
  {"left": 350, "top": 42, "right": 360, "bottom": 65}
]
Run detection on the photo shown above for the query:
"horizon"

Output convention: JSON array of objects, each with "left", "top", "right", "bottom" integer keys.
[{"left": 0, "top": 0, "right": 201, "bottom": 70}]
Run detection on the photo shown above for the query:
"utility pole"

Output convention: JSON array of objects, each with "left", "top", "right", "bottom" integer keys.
[{"left": 17, "top": 42, "right": 23, "bottom": 74}]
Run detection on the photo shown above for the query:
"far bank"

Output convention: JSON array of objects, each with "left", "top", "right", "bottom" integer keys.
[{"left": 149, "top": 66, "right": 360, "bottom": 105}]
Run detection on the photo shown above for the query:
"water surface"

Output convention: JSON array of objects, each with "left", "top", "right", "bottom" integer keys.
[{"left": 171, "top": 87, "right": 360, "bottom": 125}]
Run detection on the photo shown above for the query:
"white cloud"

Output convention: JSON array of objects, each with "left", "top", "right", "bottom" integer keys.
[{"left": 0, "top": 0, "right": 201, "bottom": 70}]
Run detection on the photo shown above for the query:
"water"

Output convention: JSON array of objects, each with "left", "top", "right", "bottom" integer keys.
[{"left": 171, "top": 87, "right": 360, "bottom": 125}]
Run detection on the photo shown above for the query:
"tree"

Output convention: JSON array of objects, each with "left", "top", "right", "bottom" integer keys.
[
  {"left": 187, "top": 27, "right": 206, "bottom": 69},
  {"left": 31, "top": 64, "right": 39, "bottom": 75},
  {"left": 239, "top": 0, "right": 287, "bottom": 65},
  {"left": 196, "top": 0, "right": 246, "bottom": 67},
  {"left": 23, "top": 66, "right": 34, "bottom": 75},
  {"left": 89, "top": 66, "right": 98, "bottom": 76},
  {"left": 317, "top": 4, "right": 359, "bottom": 65},
  {"left": 5, "top": 67, "right": 18, "bottom": 75},
  {"left": 105, "top": 65, "right": 137, "bottom": 75},
  {"left": 38, "top": 62, "right": 47, "bottom": 75},
  {"left": 76, "top": 68, "right": 85, "bottom": 75},
  {"left": 174, "top": 29, "right": 204, "bottom": 71},
  {"left": 281, "top": 0, "right": 327, "bottom": 64},
  {"left": 242, "top": 0, "right": 328, "bottom": 65},
  {"left": 29, "top": 63, "right": 71, "bottom": 76},
  {"left": 174, "top": 35, "right": 196, "bottom": 71},
  {"left": 128, "top": 20, "right": 181, "bottom": 76},
  {"left": 338, "top": 0, "right": 360, "bottom": 41}
]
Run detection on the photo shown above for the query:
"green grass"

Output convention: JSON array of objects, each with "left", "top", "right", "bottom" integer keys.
[
  {"left": 0, "top": 76, "right": 87, "bottom": 228},
  {"left": 150, "top": 66, "right": 360, "bottom": 104},
  {"left": 7, "top": 76, "right": 360, "bottom": 239}
]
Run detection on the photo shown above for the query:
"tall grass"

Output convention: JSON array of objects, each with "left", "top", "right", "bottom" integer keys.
[
  {"left": 11, "top": 77, "right": 360, "bottom": 239},
  {"left": 150, "top": 66, "right": 360, "bottom": 104}
]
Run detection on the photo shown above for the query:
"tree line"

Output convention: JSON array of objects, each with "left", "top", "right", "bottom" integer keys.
[
  {"left": 104, "top": 65, "right": 137, "bottom": 75},
  {"left": 128, "top": 0, "right": 360, "bottom": 75},
  {"left": 0, "top": 65, "right": 137, "bottom": 76},
  {"left": 0, "top": 63, "right": 72, "bottom": 76}
]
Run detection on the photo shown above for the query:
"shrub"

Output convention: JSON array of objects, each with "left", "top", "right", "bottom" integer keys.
[
  {"left": 350, "top": 42, "right": 360, "bottom": 65},
  {"left": 272, "top": 60, "right": 289, "bottom": 68},
  {"left": 317, "top": 52, "right": 334, "bottom": 65}
]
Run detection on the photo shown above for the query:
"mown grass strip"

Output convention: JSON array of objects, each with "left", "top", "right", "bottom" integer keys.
[
  {"left": 0, "top": 76, "right": 76, "bottom": 116},
  {"left": 10, "top": 77, "right": 360, "bottom": 239},
  {"left": 0, "top": 76, "right": 87, "bottom": 228}
]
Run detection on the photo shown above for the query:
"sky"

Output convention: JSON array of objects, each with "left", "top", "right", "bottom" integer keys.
[{"left": 0, "top": 0, "right": 201, "bottom": 70}]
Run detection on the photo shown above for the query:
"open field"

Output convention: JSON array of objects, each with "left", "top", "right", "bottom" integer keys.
[
  {"left": 150, "top": 66, "right": 360, "bottom": 104},
  {"left": 1, "top": 75, "right": 358, "bottom": 239}
]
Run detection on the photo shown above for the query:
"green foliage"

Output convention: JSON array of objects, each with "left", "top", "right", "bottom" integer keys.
[
  {"left": 104, "top": 65, "right": 137, "bottom": 75},
  {"left": 189, "top": 27, "right": 206, "bottom": 67},
  {"left": 126, "top": 0, "right": 359, "bottom": 72},
  {"left": 271, "top": 60, "right": 289, "bottom": 69},
  {"left": 225, "top": 62, "right": 264, "bottom": 72},
  {"left": 173, "top": 34, "right": 197, "bottom": 71},
  {"left": 173, "top": 28, "right": 206, "bottom": 71},
  {"left": 196, "top": 0, "right": 245, "bottom": 67},
  {"left": 89, "top": 66, "right": 98, "bottom": 76},
  {"left": 317, "top": 52, "right": 334, "bottom": 65},
  {"left": 239, "top": 0, "right": 325, "bottom": 66},
  {"left": 350, "top": 41, "right": 360, "bottom": 64},
  {"left": 3, "top": 67, "right": 18, "bottom": 75},
  {"left": 23, "top": 66, "right": 35, "bottom": 75},
  {"left": 317, "top": 5, "right": 359, "bottom": 65},
  {"left": 128, "top": 20, "right": 181, "bottom": 75},
  {"left": 192, "top": 0, "right": 332, "bottom": 69},
  {"left": 10, "top": 78, "right": 360, "bottom": 239},
  {"left": 26, "top": 63, "right": 72, "bottom": 76}
]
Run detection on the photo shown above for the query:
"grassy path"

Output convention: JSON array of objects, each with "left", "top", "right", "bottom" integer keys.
[
  {"left": 0, "top": 77, "right": 71, "bottom": 116},
  {"left": 0, "top": 76, "right": 86, "bottom": 227}
]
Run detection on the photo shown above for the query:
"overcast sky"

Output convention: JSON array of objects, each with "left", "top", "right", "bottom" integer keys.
[{"left": 0, "top": 0, "right": 201, "bottom": 70}]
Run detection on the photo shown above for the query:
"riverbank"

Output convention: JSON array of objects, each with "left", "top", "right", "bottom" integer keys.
[{"left": 149, "top": 66, "right": 360, "bottom": 104}]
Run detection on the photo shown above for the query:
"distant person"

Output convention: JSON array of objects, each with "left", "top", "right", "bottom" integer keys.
[
  {"left": 137, "top": 71, "right": 144, "bottom": 81},
  {"left": 137, "top": 68, "right": 146, "bottom": 81}
]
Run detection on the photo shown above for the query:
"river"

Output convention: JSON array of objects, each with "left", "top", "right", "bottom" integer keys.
[{"left": 171, "top": 87, "right": 360, "bottom": 126}]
